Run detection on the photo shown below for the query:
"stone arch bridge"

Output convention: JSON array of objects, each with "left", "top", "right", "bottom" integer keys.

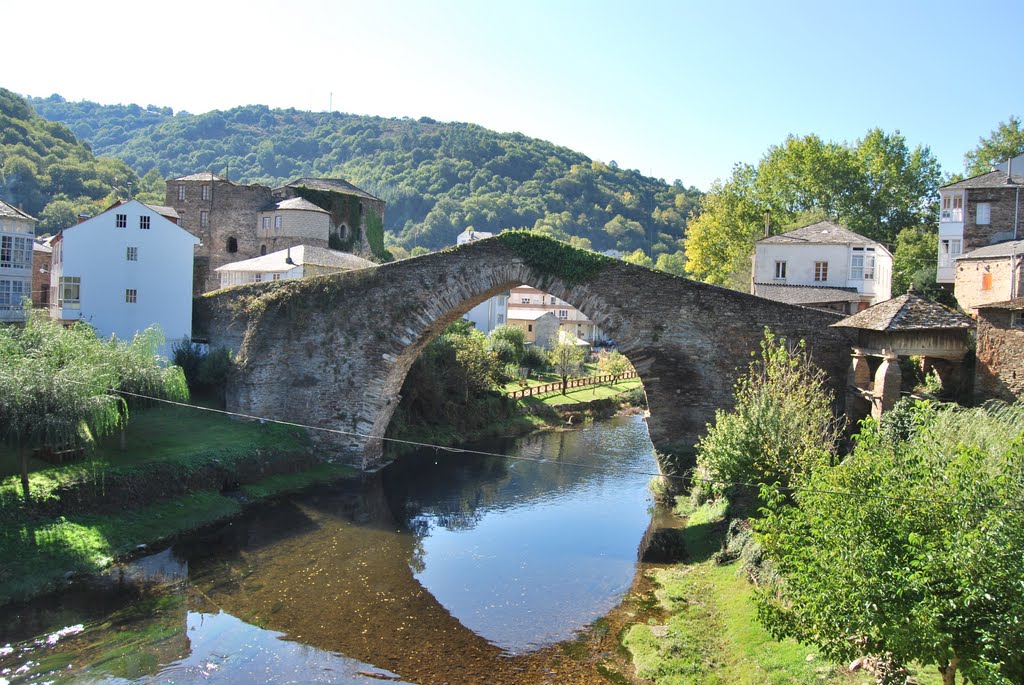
[{"left": 194, "top": 234, "right": 856, "bottom": 471}]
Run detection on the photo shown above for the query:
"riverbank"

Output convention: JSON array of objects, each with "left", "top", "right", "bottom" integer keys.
[{"left": 0, "top": 405, "right": 357, "bottom": 607}]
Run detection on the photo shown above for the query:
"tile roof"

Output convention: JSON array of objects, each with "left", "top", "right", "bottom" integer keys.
[
  {"left": 956, "top": 239, "right": 1024, "bottom": 260},
  {"left": 976, "top": 297, "right": 1024, "bottom": 311},
  {"left": 171, "top": 172, "right": 230, "bottom": 183},
  {"left": 283, "top": 178, "right": 382, "bottom": 202},
  {"left": 0, "top": 199, "right": 36, "bottom": 221},
  {"left": 832, "top": 292, "right": 974, "bottom": 331},
  {"left": 757, "top": 220, "right": 877, "bottom": 247},
  {"left": 215, "top": 245, "right": 375, "bottom": 273},
  {"left": 941, "top": 170, "right": 1024, "bottom": 190},
  {"left": 754, "top": 283, "right": 863, "bottom": 305},
  {"left": 267, "top": 197, "right": 330, "bottom": 214}
]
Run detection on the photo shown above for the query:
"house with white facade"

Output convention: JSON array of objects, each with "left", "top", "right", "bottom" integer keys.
[
  {"left": 752, "top": 220, "right": 892, "bottom": 314},
  {"left": 0, "top": 199, "right": 37, "bottom": 322},
  {"left": 456, "top": 228, "right": 509, "bottom": 334},
  {"left": 508, "top": 285, "right": 605, "bottom": 343},
  {"left": 937, "top": 156, "right": 1023, "bottom": 286},
  {"left": 215, "top": 245, "right": 375, "bottom": 288},
  {"left": 49, "top": 200, "right": 198, "bottom": 353}
]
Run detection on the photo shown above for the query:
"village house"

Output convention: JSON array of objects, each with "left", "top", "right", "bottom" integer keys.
[
  {"left": 165, "top": 173, "right": 385, "bottom": 294},
  {"left": 0, "top": 199, "right": 37, "bottom": 322},
  {"left": 455, "top": 228, "right": 509, "bottom": 334},
  {"left": 506, "top": 307, "right": 561, "bottom": 348},
  {"left": 32, "top": 237, "right": 52, "bottom": 309},
  {"left": 937, "top": 156, "right": 1023, "bottom": 286},
  {"left": 215, "top": 244, "right": 375, "bottom": 288},
  {"left": 508, "top": 285, "right": 604, "bottom": 344},
  {"left": 952, "top": 239, "right": 1024, "bottom": 314},
  {"left": 752, "top": 220, "right": 892, "bottom": 314},
  {"left": 49, "top": 200, "right": 198, "bottom": 354}
]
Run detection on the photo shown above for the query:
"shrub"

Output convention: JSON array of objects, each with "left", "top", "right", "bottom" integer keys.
[{"left": 695, "top": 329, "right": 842, "bottom": 499}]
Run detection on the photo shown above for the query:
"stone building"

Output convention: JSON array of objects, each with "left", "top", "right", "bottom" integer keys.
[
  {"left": 215, "top": 245, "right": 375, "bottom": 288},
  {"left": 952, "top": 239, "right": 1024, "bottom": 314},
  {"left": 508, "top": 285, "right": 604, "bottom": 343},
  {"left": 975, "top": 298, "right": 1024, "bottom": 402},
  {"left": 937, "top": 160, "right": 1022, "bottom": 286},
  {"left": 165, "top": 173, "right": 385, "bottom": 293}
]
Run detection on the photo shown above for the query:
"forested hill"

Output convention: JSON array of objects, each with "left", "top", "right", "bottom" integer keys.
[{"left": 29, "top": 94, "right": 701, "bottom": 256}]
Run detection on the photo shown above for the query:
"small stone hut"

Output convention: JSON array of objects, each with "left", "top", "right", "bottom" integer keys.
[
  {"left": 832, "top": 291, "right": 975, "bottom": 421},
  {"left": 975, "top": 298, "right": 1024, "bottom": 402}
]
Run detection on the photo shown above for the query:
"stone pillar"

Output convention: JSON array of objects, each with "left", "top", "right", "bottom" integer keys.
[
  {"left": 872, "top": 354, "right": 901, "bottom": 420},
  {"left": 847, "top": 350, "right": 873, "bottom": 428}
]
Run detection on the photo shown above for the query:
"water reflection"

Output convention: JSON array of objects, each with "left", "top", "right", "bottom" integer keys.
[{"left": 1, "top": 416, "right": 658, "bottom": 685}]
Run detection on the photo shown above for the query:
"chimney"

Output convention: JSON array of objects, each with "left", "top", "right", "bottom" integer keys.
[
  {"left": 285, "top": 246, "right": 294, "bottom": 265},
  {"left": 763, "top": 209, "right": 771, "bottom": 238}
]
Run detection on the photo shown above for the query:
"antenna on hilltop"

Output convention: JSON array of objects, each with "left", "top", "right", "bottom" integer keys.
[{"left": 329, "top": 92, "right": 333, "bottom": 113}]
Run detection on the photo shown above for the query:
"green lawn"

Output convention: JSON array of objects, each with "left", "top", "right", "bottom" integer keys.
[
  {"left": 520, "top": 377, "right": 643, "bottom": 406},
  {"left": 623, "top": 500, "right": 943, "bottom": 685}
]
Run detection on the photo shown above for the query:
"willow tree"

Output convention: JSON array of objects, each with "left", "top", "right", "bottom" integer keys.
[{"left": 0, "top": 313, "right": 187, "bottom": 500}]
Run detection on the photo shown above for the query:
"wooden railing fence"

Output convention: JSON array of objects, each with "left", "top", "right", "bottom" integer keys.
[{"left": 506, "top": 371, "right": 638, "bottom": 399}]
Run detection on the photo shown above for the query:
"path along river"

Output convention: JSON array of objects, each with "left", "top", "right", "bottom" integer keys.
[{"left": 1, "top": 415, "right": 670, "bottom": 685}]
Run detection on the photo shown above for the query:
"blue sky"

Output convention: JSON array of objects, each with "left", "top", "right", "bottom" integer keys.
[{"left": 7, "top": 0, "right": 1023, "bottom": 189}]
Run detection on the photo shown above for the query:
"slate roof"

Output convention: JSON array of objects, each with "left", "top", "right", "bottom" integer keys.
[
  {"left": 215, "top": 245, "right": 375, "bottom": 273},
  {"left": 941, "top": 170, "right": 1024, "bottom": 190},
  {"left": 143, "top": 204, "right": 180, "bottom": 220},
  {"left": 0, "top": 199, "right": 36, "bottom": 221},
  {"left": 956, "top": 239, "right": 1024, "bottom": 260},
  {"left": 284, "top": 178, "right": 382, "bottom": 202},
  {"left": 754, "top": 283, "right": 863, "bottom": 306},
  {"left": 33, "top": 240, "right": 52, "bottom": 254},
  {"left": 506, "top": 308, "right": 558, "bottom": 321},
  {"left": 757, "top": 220, "right": 877, "bottom": 247},
  {"left": 264, "top": 197, "right": 330, "bottom": 214},
  {"left": 976, "top": 297, "right": 1024, "bottom": 311},
  {"left": 832, "top": 292, "right": 974, "bottom": 331},
  {"left": 171, "top": 172, "right": 230, "bottom": 183}
]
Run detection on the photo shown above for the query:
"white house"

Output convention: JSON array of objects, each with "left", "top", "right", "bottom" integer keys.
[
  {"left": 215, "top": 244, "right": 375, "bottom": 288},
  {"left": 752, "top": 220, "right": 892, "bottom": 314},
  {"left": 456, "top": 228, "right": 509, "bottom": 334},
  {"left": 50, "top": 200, "right": 199, "bottom": 354},
  {"left": 0, "top": 199, "right": 37, "bottom": 322}
]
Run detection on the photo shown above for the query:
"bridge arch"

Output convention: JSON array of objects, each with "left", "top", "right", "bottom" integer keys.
[{"left": 195, "top": 234, "right": 856, "bottom": 471}]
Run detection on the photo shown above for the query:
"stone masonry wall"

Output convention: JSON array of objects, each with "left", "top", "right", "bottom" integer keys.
[
  {"left": 965, "top": 187, "right": 1021, "bottom": 251},
  {"left": 196, "top": 236, "right": 856, "bottom": 471},
  {"left": 976, "top": 307, "right": 1024, "bottom": 402}
]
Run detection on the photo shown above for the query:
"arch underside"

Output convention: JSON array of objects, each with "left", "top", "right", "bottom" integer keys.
[{"left": 204, "top": 236, "right": 855, "bottom": 472}]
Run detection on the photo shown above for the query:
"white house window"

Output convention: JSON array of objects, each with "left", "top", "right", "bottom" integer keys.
[
  {"left": 941, "top": 194, "right": 964, "bottom": 222},
  {"left": 977, "top": 202, "right": 991, "bottom": 225},
  {"left": 262, "top": 217, "right": 271, "bottom": 230},
  {"left": 521, "top": 297, "right": 531, "bottom": 304},
  {"left": 939, "top": 238, "right": 963, "bottom": 268},
  {"left": 115, "top": 213, "right": 127, "bottom": 228},
  {"left": 272, "top": 273, "right": 281, "bottom": 281},
  {"left": 255, "top": 273, "right": 263, "bottom": 282},
  {"left": 497, "top": 313, "right": 504, "bottom": 323},
  {"left": 200, "top": 211, "right": 210, "bottom": 228},
  {"left": 558, "top": 309, "right": 568, "bottom": 319},
  {"left": 125, "top": 288, "right": 137, "bottom": 304},
  {"left": 139, "top": 216, "right": 151, "bottom": 230},
  {"left": 58, "top": 276, "right": 80, "bottom": 309},
  {"left": 774, "top": 260, "right": 787, "bottom": 279},
  {"left": 851, "top": 248, "right": 876, "bottom": 280},
  {"left": 201, "top": 185, "right": 210, "bottom": 201},
  {"left": 1, "top": 236, "right": 31, "bottom": 269},
  {"left": 814, "top": 261, "right": 828, "bottom": 282},
  {"left": 177, "top": 185, "right": 186, "bottom": 201},
  {"left": 126, "top": 246, "right": 138, "bottom": 261},
  {"left": 274, "top": 216, "right": 282, "bottom": 229},
  {"left": 0, "top": 279, "right": 25, "bottom": 309}
]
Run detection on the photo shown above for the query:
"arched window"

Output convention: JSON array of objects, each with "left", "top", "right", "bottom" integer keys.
[
  {"left": 227, "top": 237, "right": 238, "bottom": 253},
  {"left": 260, "top": 244, "right": 267, "bottom": 256}
]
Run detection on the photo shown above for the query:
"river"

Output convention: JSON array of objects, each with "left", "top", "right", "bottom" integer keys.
[{"left": 0, "top": 415, "right": 664, "bottom": 685}]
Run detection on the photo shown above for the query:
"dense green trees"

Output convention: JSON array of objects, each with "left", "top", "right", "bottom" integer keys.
[
  {"left": 964, "top": 116, "right": 1024, "bottom": 177},
  {"left": 684, "top": 130, "right": 941, "bottom": 288},
  {"left": 756, "top": 401, "right": 1024, "bottom": 685},
  {"left": 0, "top": 89, "right": 138, "bottom": 233},
  {"left": 0, "top": 314, "right": 187, "bottom": 499},
  {"left": 29, "top": 96, "right": 701, "bottom": 260}
]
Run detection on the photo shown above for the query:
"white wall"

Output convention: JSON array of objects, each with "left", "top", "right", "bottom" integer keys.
[
  {"left": 754, "top": 242, "right": 892, "bottom": 303},
  {"left": 52, "top": 201, "right": 199, "bottom": 355}
]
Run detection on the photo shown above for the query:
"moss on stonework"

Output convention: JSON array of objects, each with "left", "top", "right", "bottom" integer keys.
[{"left": 495, "top": 230, "right": 613, "bottom": 286}]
